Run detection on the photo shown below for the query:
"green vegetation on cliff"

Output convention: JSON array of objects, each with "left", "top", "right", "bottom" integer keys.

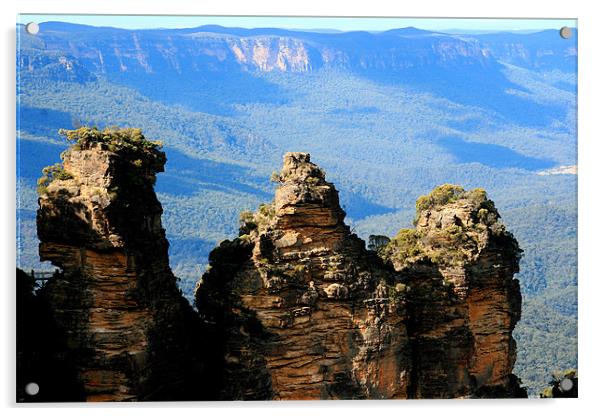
[
  {"left": 37, "top": 163, "right": 73, "bottom": 194},
  {"left": 415, "top": 184, "right": 466, "bottom": 212},
  {"left": 378, "top": 229, "right": 424, "bottom": 267},
  {"left": 379, "top": 184, "right": 520, "bottom": 269},
  {"left": 415, "top": 185, "right": 497, "bottom": 220},
  {"left": 60, "top": 126, "right": 162, "bottom": 153}
]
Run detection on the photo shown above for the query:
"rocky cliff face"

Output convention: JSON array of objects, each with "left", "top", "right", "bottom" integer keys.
[
  {"left": 195, "top": 152, "right": 412, "bottom": 399},
  {"left": 32, "top": 140, "right": 525, "bottom": 400},
  {"left": 195, "top": 155, "right": 526, "bottom": 399},
  {"left": 24, "top": 24, "right": 576, "bottom": 81},
  {"left": 380, "top": 184, "right": 525, "bottom": 397},
  {"left": 36, "top": 128, "right": 207, "bottom": 401},
  {"left": 23, "top": 24, "right": 502, "bottom": 78}
]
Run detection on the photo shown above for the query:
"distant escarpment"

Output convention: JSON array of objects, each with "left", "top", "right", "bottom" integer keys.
[
  {"left": 20, "top": 25, "right": 498, "bottom": 78},
  {"left": 196, "top": 153, "right": 526, "bottom": 399},
  {"left": 34, "top": 128, "right": 209, "bottom": 401},
  {"left": 29, "top": 133, "right": 526, "bottom": 400},
  {"left": 22, "top": 23, "right": 576, "bottom": 83}
]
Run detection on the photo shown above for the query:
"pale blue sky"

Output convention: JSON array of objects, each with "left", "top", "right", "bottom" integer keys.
[{"left": 18, "top": 14, "right": 576, "bottom": 33}]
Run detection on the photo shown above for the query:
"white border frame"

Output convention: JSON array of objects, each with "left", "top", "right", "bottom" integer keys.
[{"left": 2, "top": 1, "right": 600, "bottom": 415}]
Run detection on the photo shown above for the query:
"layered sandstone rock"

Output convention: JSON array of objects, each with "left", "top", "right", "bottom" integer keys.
[
  {"left": 36, "top": 128, "right": 206, "bottom": 401},
  {"left": 33, "top": 139, "right": 525, "bottom": 400},
  {"left": 381, "top": 184, "right": 525, "bottom": 398},
  {"left": 196, "top": 159, "right": 526, "bottom": 400},
  {"left": 195, "top": 152, "right": 412, "bottom": 399}
]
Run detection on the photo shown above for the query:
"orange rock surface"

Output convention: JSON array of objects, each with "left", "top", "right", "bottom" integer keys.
[{"left": 37, "top": 129, "right": 206, "bottom": 401}]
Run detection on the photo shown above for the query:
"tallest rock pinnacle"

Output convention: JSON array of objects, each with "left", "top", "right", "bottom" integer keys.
[{"left": 195, "top": 152, "right": 412, "bottom": 400}]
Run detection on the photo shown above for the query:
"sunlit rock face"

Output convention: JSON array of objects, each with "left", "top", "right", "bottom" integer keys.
[
  {"left": 36, "top": 130, "right": 207, "bottom": 402},
  {"left": 195, "top": 157, "right": 526, "bottom": 400},
  {"left": 382, "top": 185, "right": 525, "bottom": 398},
  {"left": 34, "top": 138, "right": 525, "bottom": 400},
  {"left": 195, "top": 152, "right": 412, "bottom": 400}
]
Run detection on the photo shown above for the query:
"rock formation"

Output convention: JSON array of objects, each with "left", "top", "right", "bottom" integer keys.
[
  {"left": 35, "top": 127, "right": 207, "bottom": 401},
  {"left": 195, "top": 154, "right": 526, "bottom": 399},
  {"left": 380, "top": 184, "right": 525, "bottom": 398},
  {"left": 31, "top": 139, "right": 526, "bottom": 401},
  {"left": 195, "top": 152, "right": 412, "bottom": 399}
]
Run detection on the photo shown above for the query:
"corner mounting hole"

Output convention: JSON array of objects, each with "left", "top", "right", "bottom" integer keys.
[
  {"left": 559, "top": 26, "right": 572, "bottom": 39},
  {"left": 559, "top": 378, "right": 574, "bottom": 392},
  {"left": 25, "top": 382, "right": 39, "bottom": 396},
  {"left": 25, "top": 22, "right": 39, "bottom": 35}
]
